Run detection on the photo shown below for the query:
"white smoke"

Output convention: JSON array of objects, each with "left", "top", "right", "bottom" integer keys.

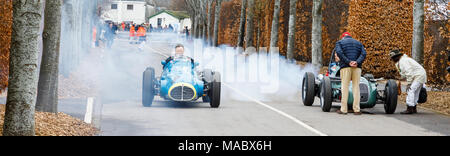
[{"left": 58, "top": 0, "right": 319, "bottom": 104}]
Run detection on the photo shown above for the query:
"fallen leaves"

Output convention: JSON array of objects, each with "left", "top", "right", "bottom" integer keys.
[
  {"left": 0, "top": 104, "right": 99, "bottom": 136},
  {"left": 399, "top": 92, "right": 450, "bottom": 116}
]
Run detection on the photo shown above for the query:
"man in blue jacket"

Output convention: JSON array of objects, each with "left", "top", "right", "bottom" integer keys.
[{"left": 335, "top": 32, "right": 367, "bottom": 115}]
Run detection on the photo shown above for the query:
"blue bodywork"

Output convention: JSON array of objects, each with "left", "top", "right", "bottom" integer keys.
[{"left": 159, "top": 57, "right": 204, "bottom": 101}]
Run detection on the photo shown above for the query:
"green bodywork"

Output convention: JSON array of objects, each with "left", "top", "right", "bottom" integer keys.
[
  {"left": 328, "top": 50, "right": 379, "bottom": 109},
  {"left": 330, "top": 77, "right": 378, "bottom": 109}
]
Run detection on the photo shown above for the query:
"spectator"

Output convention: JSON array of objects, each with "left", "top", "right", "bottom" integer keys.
[
  {"left": 335, "top": 32, "right": 367, "bottom": 115},
  {"left": 104, "top": 23, "right": 116, "bottom": 48},
  {"left": 168, "top": 24, "right": 174, "bottom": 32},
  {"left": 185, "top": 26, "right": 190, "bottom": 39}
]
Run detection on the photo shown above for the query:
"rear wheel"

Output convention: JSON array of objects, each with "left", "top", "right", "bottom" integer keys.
[
  {"left": 384, "top": 80, "right": 398, "bottom": 114},
  {"left": 302, "top": 72, "right": 315, "bottom": 106},
  {"left": 210, "top": 72, "right": 221, "bottom": 108},
  {"left": 142, "top": 67, "right": 155, "bottom": 107},
  {"left": 320, "top": 77, "right": 333, "bottom": 112}
]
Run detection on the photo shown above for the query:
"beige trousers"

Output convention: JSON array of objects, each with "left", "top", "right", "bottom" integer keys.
[{"left": 340, "top": 67, "right": 361, "bottom": 113}]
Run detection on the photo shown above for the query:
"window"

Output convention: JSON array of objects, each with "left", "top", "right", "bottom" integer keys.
[
  {"left": 127, "top": 4, "right": 133, "bottom": 10},
  {"left": 111, "top": 4, "right": 117, "bottom": 9}
]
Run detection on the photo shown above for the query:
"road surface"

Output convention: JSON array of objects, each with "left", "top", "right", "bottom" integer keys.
[{"left": 55, "top": 32, "right": 449, "bottom": 136}]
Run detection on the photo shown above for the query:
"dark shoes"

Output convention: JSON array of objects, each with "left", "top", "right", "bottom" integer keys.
[
  {"left": 337, "top": 110, "right": 347, "bottom": 115},
  {"left": 401, "top": 106, "right": 417, "bottom": 115},
  {"left": 337, "top": 110, "right": 362, "bottom": 115}
]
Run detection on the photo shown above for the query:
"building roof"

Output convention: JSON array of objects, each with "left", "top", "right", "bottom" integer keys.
[{"left": 148, "top": 10, "right": 190, "bottom": 20}]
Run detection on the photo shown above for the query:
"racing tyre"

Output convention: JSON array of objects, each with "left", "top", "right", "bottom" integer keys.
[
  {"left": 302, "top": 72, "right": 315, "bottom": 106},
  {"left": 384, "top": 80, "right": 398, "bottom": 114},
  {"left": 142, "top": 67, "right": 155, "bottom": 107},
  {"left": 210, "top": 72, "right": 221, "bottom": 108},
  {"left": 320, "top": 76, "right": 333, "bottom": 112}
]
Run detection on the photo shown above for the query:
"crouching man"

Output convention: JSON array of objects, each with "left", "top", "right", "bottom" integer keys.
[{"left": 390, "top": 50, "right": 427, "bottom": 114}]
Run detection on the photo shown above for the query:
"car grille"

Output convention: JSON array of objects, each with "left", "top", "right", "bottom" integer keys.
[
  {"left": 169, "top": 83, "right": 196, "bottom": 101},
  {"left": 360, "top": 84, "right": 369, "bottom": 103}
]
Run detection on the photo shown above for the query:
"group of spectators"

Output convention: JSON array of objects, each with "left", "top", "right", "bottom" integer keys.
[
  {"left": 92, "top": 21, "right": 118, "bottom": 49},
  {"left": 335, "top": 32, "right": 428, "bottom": 115}
]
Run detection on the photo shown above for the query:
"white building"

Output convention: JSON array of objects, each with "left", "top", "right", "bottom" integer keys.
[
  {"left": 101, "top": 0, "right": 151, "bottom": 24},
  {"left": 148, "top": 10, "right": 191, "bottom": 33}
]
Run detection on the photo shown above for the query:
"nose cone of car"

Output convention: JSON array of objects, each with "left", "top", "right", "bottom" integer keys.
[{"left": 168, "top": 83, "right": 197, "bottom": 101}]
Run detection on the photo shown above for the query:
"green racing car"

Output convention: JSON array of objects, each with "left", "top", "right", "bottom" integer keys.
[{"left": 302, "top": 50, "right": 398, "bottom": 114}]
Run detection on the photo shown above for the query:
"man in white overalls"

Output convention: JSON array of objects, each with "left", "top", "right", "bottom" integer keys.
[{"left": 390, "top": 50, "right": 427, "bottom": 114}]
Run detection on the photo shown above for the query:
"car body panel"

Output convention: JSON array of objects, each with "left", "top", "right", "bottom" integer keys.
[
  {"left": 158, "top": 57, "right": 204, "bottom": 101},
  {"left": 322, "top": 50, "right": 379, "bottom": 108},
  {"left": 330, "top": 76, "right": 378, "bottom": 108}
]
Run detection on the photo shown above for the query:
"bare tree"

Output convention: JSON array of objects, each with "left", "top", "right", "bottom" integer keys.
[
  {"left": 3, "top": 0, "right": 43, "bottom": 136},
  {"left": 206, "top": 0, "right": 213, "bottom": 44},
  {"left": 412, "top": 0, "right": 425, "bottom": 65},
  {"left": 244, "top": 0, "right": 255, "bottom": 48},
  {"left": 236, "top": 0, "right": 247, "bottom": 47},
  {"left": 269, "top": 0, "right": 281, "bottom": 52},
  {"left": 286, "top": 0, "right": 298, "bottom": 61},
  {"left": 201, "top": 0, "right": 207, "bottom": 40},
  {"left": 36, "top": 0, "right": 63, "bottom": 113},
  {"left": 213, "top": 0, "right": 223, "bottom": 47},
  {"left": 186, "top": 0, "right": 207, "bottom": 39},
  {"left": 311, "top": 0, "right": 323, "bottom": 67},
  {"left": 186, "top": 0, "right": 196, "bottom": 38}
]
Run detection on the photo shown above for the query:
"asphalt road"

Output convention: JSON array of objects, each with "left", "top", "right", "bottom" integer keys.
[{"left": 54, "top": 32, "right": 449, "bottom": 136}]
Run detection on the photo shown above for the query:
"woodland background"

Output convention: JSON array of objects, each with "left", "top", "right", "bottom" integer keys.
[{"left": 1, "top": 0, "right": 449, "bottom": 91}]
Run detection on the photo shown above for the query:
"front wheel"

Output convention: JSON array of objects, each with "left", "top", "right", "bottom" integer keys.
[
  {"left": 384, "top": 80, "right": 398, "bottom": 114},
  {"left": 209, "top": 72, "right": 221, "bottom": 108},
  {"left": 142, "top": 67, "right": 155, "bottom": 107}
]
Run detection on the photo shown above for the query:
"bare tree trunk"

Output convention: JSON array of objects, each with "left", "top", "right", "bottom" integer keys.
[
  {"left": 3, "top": 0, "right": 43, "bottom": 136},
  {"left": 206, "top": 0, "right": 212, "bottom": 44},
  {"left": 194, "top": 14, "right": 199, "bottom": 38},
  {"left": 412, "top": 0, "right": 425, "bottom": 65},
  {"left": 269, "top": 0, "right": 281, "bottom": 52},
  {"left": 255, "top": 21, "right": 259, "bottom": 51},
  {"left": 213, "top": 0, "right": 223, "bottom": 47},
  {"left": 201, "top": 0, "right": 207, "bottom": 40},
  {"left": 236, "top": 0, "right": 247, "bottom": 47},
  {"left": 186, "top": 0, "right": 195, "bottom": 39},
  {"left": 202, "top": 21, "right": 206, "bottom": 40},
  {"left": 36, "top": 0, "right": 62, "bottom": 113},
  {"left": 287, "top": 0, "right": 298, "bottom": 61},
  {"left": 245, "top": 0, "right": 255, "bottom": 48},
  {"left": 311, "top": 0, "right": 323, "bottom": 67},
  {"left": 191, "top": 15, "right": 195, "bottom": 38}
]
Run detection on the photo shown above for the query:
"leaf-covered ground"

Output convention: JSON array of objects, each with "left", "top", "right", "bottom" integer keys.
[
  {"left": 400, "top": 92, "right": 450, "bottom": 116},
  {"left": 0, "top": 104, "right": 99, "bottom": 136}
]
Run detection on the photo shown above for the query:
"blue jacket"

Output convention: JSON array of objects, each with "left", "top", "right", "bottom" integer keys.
[{"left": 335, "top": 36, "right": 367, "bottom": 69}]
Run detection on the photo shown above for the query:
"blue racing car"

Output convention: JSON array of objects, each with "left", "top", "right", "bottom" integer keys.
[{"left": 142, "top": 56, "right": 221, "bottom": 108}]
